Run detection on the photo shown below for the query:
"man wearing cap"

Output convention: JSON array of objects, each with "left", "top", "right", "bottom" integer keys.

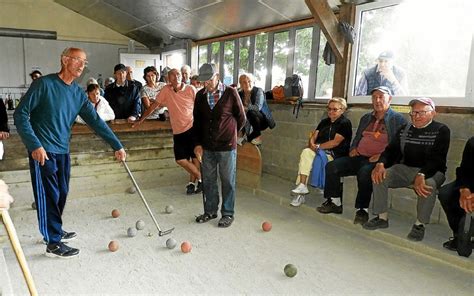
[
  {"left": 193, "top": 63, "right": 246, "bottom": 228},
  {"left": 317, "top": 86, "right": 407, "bottom": 225},
  {"left": 365, "top": 98, "right": 450, "bottom": 241},
  {"left": 355, "top": 51, "right": 408, "bottom": 96},
  {"left": 104, "top": 63, "right": 141, "bottom": 122}
]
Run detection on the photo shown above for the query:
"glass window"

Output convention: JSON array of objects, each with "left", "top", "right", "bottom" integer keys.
[
  {"left": 239, "top": 37, "right": 250, "bottom": 75},
  {"left": 294, "top": 27, "right": 313, "bottom": 98},
  {"left": 315, "top": 33, "right": 334, "bottom": 98},
  {"left": 353, "top": 0, "right": 473, "bottom": 99},
  {"left": 223, "top": 41, "right": 235, "bottom": 85},
  {"left": 198, "top": 45, "right": 208, "bottom": 68},
  {"left": 272, "top": 31, "right": 289, "bottom": 87},
  {"left": 254, "top": 33, "right": 268, "bottom": 89},
  {"left": 210, "top": 42, "right": 220, "bottom": 71}
]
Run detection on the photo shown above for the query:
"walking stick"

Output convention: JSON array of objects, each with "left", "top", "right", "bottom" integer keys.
[
  {"left": 1, "top": 209, "right": 38, "bottom": 296},
  {"left": 122, "top": 161, "right": 174, "bottom": 236}
]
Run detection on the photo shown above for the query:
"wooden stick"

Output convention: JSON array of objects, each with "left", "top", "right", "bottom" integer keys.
[{"left": 1, "top": 209, "right": 38, "bottom": 296}]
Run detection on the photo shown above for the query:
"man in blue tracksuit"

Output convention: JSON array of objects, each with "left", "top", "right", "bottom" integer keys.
[{"left": 14, "top": 47, "right": 126, "bottom": 258}]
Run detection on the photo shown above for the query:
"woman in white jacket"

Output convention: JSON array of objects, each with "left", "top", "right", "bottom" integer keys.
[{"left": 76, "top": 83, "right": 115, "bottom": 124}]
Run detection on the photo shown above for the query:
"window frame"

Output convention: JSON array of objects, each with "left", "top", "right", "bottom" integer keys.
[{"left": 347, "top": 0, "right": 474, "bottom": 107}]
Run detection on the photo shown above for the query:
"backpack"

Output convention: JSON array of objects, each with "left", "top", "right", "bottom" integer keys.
[
  {"left": 271, "top": 85, "right": 285, "bottom": 101},
  {"left": 284, "top": 74, "right": 304, "bottom": 98}
]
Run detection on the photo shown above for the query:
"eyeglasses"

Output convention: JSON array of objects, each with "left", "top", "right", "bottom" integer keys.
[
  {"left": 327, "top": 107, "right": 342, "bottom": 112},
  {"left": 65, "top": 55, "right": 88, "bottom": 66},
  {"left": 409, "top": 110, "right": 432, "bottom": 117}
]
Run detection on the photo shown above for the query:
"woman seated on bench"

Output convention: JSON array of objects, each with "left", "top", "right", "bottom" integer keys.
[
  {"left": 238, "top": 73, "right": 275, "bottom": 145},
  {"left": 290, "top": 97, "right": 352, "bottom": 207}
]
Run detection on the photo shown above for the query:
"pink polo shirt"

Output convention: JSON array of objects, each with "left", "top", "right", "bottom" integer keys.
[{"left": 156, "top": 84, "right": 197, "bottom": 135}]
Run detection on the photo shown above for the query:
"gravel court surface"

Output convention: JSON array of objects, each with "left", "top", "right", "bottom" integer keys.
[{"left": 4, "top": 184, "right": 473, "bottom": 295}]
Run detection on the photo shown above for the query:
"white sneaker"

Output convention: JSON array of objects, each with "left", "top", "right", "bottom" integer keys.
[
  {"left": 291, "top": 183, "right": 309, "bottom": 195},
  {"left": 290, "top": 195, "right": 306, "bottom": 207}
]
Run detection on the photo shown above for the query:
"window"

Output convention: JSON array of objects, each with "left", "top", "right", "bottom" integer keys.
[
  {"left": 239, "top": 37, "right": 250, "bottom": 75},
  {"left": 272, "top": 31, "right": 289, "bottom": 87},
  {"left": 315, "top": 33, "right": 334, "bottom": 98},
  {"left": 350, "top": 0, "right": 474, "bottom": 106},
  {"left": 254, "top": 33, "right": 268, "bottom": 89},
  {"left": 294, "top": 27, "right": 313, "bottom": 98},
  {"left": 223, "top": 41, "right": 234, "bottom": 85},
  {"left": 198, "top": 45, "right": 208, "bottom": 68},
  {"left": 210, "top": 42, "right": 220, "bottom": 71}
]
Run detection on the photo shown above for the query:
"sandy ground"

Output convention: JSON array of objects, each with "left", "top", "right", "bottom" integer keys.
[{"left": 3, "top": 184, "right": 473, "bottom": 295}]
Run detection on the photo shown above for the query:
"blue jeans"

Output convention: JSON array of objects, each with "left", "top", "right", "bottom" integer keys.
[
  {"left": 201, "top": 149, "right": 237, "bottom": 217},
  {"left": 324, "top": 155, "right": 375, "bottom": 209}
]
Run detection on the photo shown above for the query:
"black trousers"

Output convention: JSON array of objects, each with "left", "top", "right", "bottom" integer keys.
[
  {"left": 246, "top": 110, "right": 268, "bottom": 142},
  {"left": 438, "top": 181, "right": 466, "bottom": 235}
]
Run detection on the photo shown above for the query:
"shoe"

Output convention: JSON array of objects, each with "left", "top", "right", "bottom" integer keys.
[
  {"left": 42, "top": 230, "right": 77, "bottom": 245},
  {"left": 186, "top": 183, "right": 195, "bottom": 195},
  {"left": 290, "top": 195, "right": 305, "bottom": 207},
  {"left": 251, "top": 137, "right": 262, "bottom": 145},
  {"left": 354, "top": 209, "right": 369, "bottom": 225},
  {"left": 218, "top": 215, "right": 234, "bottom": 228},
  {"left": 291, "top": 183, "right": 309, "bottom": 195},
  {"left": 316, "top": 199, "right": 342, "bottom": 214},
  {"left": 363, "top": 217, "right": 389, "bottom": 230},
  {"left": 407, "top": 224, "right": 425, "bottom": 241},
  {"left": 45, "top": 242, "right": 79, "bottom": 258},
  {"left": 443, "top": 237, "right": 458, "bottom": 251},
  {"left": 194, "top": 181, "right": 203, "bottom": 194},
  {"left": 195, "top": 213, "right": 218, "bottom": 223}
]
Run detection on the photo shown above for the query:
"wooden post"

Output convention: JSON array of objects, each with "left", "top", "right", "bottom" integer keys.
[{"left": 1, "top": 209, "right": 38, "bottom": 296}]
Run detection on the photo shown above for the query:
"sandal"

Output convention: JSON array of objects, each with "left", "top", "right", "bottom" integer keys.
[
  {"left": 195, "top": 213, "right": 217, "bottom": 223},
  {"left": 218, "top": 215, "right": 234, "bottom": 228}
]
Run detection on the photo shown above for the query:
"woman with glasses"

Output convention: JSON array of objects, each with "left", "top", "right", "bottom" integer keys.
[{"left": 290, "top": 97, "right": 352, "bottom": 207}]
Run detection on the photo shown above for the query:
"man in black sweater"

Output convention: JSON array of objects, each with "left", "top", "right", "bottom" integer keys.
[
  {"left": 438, "top": 137, "right": 473, "bottom": 256},
  {"left": 364, "top": 97, "right": 450, "bottom": 241}
]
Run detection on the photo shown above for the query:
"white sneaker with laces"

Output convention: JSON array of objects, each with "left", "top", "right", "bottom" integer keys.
[
  {"left": 290, "top": 195, "right": 306, "bottom": 207},
  {"left": 291, "top": 183, "right": 309, "bottom": 195}
]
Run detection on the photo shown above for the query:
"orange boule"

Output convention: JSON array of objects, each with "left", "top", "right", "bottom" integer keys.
[
  {"left": 108, "top": 240, "right": 119, "bottom": 252},
  {"left": 111, "top": 209, "right": 120, "bottom": 218},
  {"left": 181, "top": 241, "right": 192, "bottom": 253},
  {"left": 262, "top": 221, "right": 272, "bottom": 232}
]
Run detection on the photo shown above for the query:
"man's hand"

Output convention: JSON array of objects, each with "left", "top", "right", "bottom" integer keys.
[
  {"left": 309, "top": 142, "right": 319, "bottom": 152},
  {"left": 371, "top": 163, "right": 386, "bottom": 184},
  {"left": 194, "top": 145, "right": 203, "bottom": 163},
  {"left": 413, "top": 174, "right": 433, "bottom": 198},
  {"left": 31, "top": 147, "right": 49, "bottom": 166},
  {"left": 0, "top": 180, "right": 14, "bottom": 209},
  {"left": 459, "top": 188, "right": 474, "bottom": 213},
  {"left": 349, "top": 148, "right": 359, "bottom": 157},
  {"left": 369, "top": 153, "right": 381, "bottom": 163},
  {"left": 115, "top": 148, "right": 126, "bottom": 162},
  {"left": 0, "top": 132, "right": 9, "bottom": 140}
]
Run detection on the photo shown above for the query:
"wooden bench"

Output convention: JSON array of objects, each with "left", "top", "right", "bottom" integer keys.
[{"left": 236, "top": 143, "right": 262, "bottom": 189}]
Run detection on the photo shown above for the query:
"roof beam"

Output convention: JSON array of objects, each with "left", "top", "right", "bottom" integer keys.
[{"left": 305, "top": 0, "right": 344, "bottom": 60}]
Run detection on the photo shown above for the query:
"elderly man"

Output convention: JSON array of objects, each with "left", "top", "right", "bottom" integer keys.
[
  {"left": 181, "top": 65, "right": 191, "bottom": 85},
  {"left": 104, "top": 63, "right": 141, "bottom": 122},
  {"left": 438, "top": 137, "right": 473, "bottom": 256},
  {"left": 193, "top": 63, "right": 246, "bottom": 228},
  {"left": 355, "top": 51, "right": 408, "bottom": 96},
  {"left": 134, "top": 68, "right": 202, "bottom": 194},
  {"left": 125, "top": 66, "right": 143, "bottom": 90},
  {"left": 14, "top": 47, "right": 126, "bottom": 258},
  {"left": 317, "top": 86, "right": 407, "bottom": 225},
  {"left": 365, "top": 98, "right": 450, "bottom": 241}
]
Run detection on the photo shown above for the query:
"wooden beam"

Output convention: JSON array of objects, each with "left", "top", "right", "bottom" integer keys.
[
  {"left": 305, "top": 0, "right": 344, "bottom": 60},
  {"left": 332, "top": 3, "right": 356, "bottom": 98}
]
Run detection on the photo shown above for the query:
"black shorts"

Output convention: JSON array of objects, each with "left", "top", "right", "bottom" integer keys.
[{"left": 173, "top": 127, "right": 196, "bottom": 161}]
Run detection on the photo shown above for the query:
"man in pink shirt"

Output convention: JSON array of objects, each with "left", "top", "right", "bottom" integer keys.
[{"left": 135, "top": 68, "right": 202, "bottom": 194}]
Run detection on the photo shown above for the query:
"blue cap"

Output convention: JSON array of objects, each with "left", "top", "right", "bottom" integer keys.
[{"left": 370, "top": 86, "right": 393, "bottom": 96}]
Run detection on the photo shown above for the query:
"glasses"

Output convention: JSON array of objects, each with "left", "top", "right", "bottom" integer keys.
[
  {"left": 409, "top": 110, "right": 432, "bottom": 117},
  {"left": 327, "top": 107, "right": 341, "bottom": 112},
  {"left": 65, "top": 55, "right": 88, "bottom": 66}
]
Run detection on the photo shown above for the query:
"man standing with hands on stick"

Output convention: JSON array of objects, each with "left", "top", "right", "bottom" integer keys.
[{"left": 14, "top": 47, "right": 126, "bottom": 259}]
